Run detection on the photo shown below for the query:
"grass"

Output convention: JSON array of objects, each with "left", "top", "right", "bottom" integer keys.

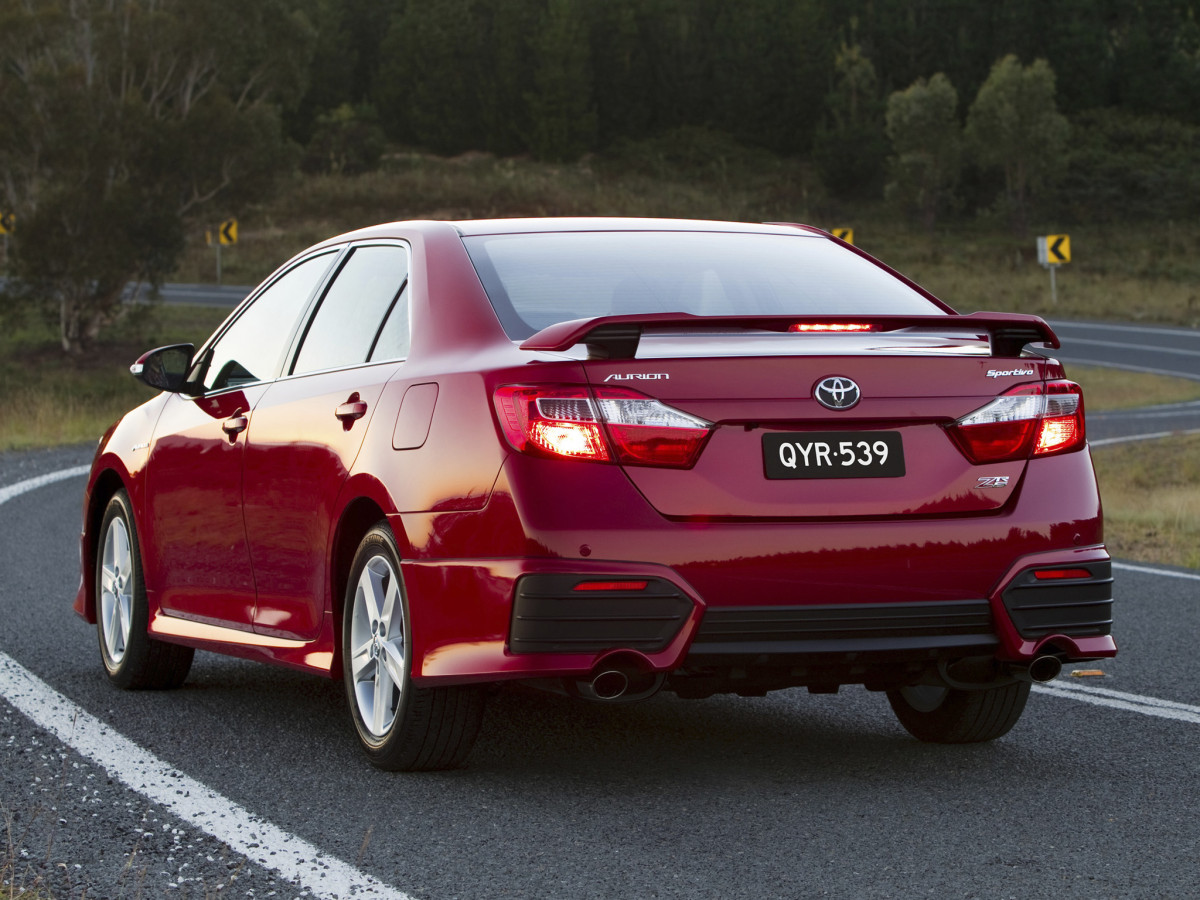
[
  {"left": 1067, "top": 365, "right": 1200, "bottom": 410},
  {"left": 0, "top": 304, "right": 230, "bottom": 451},
  {"left": 1092, "top": 434, "right": 1200, "bottom": 569},
  {"left": 170, "top": 152, "right": 1200, "bottom": 329}
]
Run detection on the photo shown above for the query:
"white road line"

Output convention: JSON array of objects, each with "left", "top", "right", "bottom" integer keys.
[
  {"left": 1, "top": 466, "right": 409, "bottom": 899},
  {"left": 1091, "top": 428, "right": 1200, "bottom": 447},
  {"left": 0, "top": 651, "right": 409, "bottom": 900},
  {"left": 1057, "top": 336, "right": 1200, "bottom": 359},
  {"left": 0, "top": 465, "right": 91, "bottom": 505},
  {"left": 1033, "top": 681, "right": 1200, "bottom": 726},
  {"left": 1112, "top": 561, "right": 1200, "bottom": 582},
  {"left": 1050, "top": 356, "right": 1200, "bottom": 382},
  {"left": 2, "top": 462, "right": 1199, "bottom": 900},
  {"left": 1049, "top": 321, "right": 1200, "bottom": 339}
]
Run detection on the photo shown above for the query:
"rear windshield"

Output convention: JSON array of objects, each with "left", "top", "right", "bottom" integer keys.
[{"left": 462, "top": 230, "right": 945, "bottom": 339}]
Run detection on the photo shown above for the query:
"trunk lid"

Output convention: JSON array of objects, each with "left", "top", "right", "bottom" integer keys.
[{"left": 580, "top": 332, "right": 1051, "bottom": 519}]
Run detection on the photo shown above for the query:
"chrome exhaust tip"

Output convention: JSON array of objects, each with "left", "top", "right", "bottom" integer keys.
[
  {"left": 590, "top": 669, "right": 630, "bottom": 700},
  {"left": 1027, "top": 655, "right": 1063, "bottom": 683}
]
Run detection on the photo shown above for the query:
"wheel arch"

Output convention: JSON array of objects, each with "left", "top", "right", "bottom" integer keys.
[
  {"left": 328, "top": 495, "right": 399, "bottom": 676},
  {"left": 79, "top": 468, "right": 130, "bottom": 622}
]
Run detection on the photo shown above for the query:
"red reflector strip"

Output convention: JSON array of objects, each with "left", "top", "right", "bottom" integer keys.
[
  {"left": 1034, "top": 568, "right": 1093, "bottom": 581},
  {"left": 572, "top": 581, "right": 649, "bottom": 592},
  {"left": 789, "top": 323, "right": 876, "bottom": 333}
]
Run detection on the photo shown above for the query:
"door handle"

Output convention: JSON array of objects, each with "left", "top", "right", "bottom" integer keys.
[
  {"left": 222, "top": 412, "right": 248, "bottom": 441},
  {"left": 335, "top": 393, "right": 368, "bottom": 424}
]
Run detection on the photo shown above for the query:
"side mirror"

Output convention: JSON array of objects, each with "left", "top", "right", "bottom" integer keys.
[{"left": 130, "top": 344, "right": 196, "bottom": 393}]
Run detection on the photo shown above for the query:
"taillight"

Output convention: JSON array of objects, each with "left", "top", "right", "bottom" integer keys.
[
  {"left": 493, "top": 385, "right": 712, "bottom": 468},
  {"left": 947, "top": 380, "right": 1085, "bottom": 464}
]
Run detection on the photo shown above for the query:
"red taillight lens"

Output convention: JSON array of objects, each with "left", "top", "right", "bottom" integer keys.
[
  {"left": 572, "top": 581, "right": 648, "bottom": 591},
  {"left": 947, "top": 380, "right": 1085, "bottom": 464},
  {"left": 1033, "top": 568, "right": 1093, "bottom": 581},
  {"left": 493, "top": 386, "right": 611, "bottom": 461},
  {"left": 493, "top": 385, "right": 712, "bottom": 468},
  {"left": 593, "top": 387, "right": 711, "bottom": 468}
]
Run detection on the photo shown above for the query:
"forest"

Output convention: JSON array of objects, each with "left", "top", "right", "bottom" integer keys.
[{"left": 1, "top": 0, "right": 1198, "bottom": 350}]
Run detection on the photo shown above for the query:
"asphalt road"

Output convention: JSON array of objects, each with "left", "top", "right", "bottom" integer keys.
[
  {"left": 1049, "top": 320, "right": 1200, "bottom": 444},
  {"left": 2, "top": 321, "right": 1198, "bottom": 900}
]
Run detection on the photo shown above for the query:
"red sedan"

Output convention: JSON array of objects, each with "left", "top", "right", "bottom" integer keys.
[{"left": 75, "top": 219, "right": 1115, "bottom": 769}]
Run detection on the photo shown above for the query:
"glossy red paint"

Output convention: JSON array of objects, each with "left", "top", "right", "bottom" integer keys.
[{"left": 76, "top": 218, "right": 1114, "bottom": 758}]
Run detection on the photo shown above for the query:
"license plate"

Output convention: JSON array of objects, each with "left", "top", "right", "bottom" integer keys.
[{"left": 763, "top": 431, "right": 905, "bottom": 479}]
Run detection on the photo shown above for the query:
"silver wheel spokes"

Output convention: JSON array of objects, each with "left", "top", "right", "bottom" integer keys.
[
  {"left": 350, "top": 555, "right": 405, "bottom": 738},
  {"left": 99, "top": 518, "right": 134, "bottom": 666}
]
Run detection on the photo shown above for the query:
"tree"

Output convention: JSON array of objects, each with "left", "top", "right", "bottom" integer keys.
[
  {"left": 965, "top": 55, "right": 1069, "bottom": 234},
  {"left": 884, "top": 73, "right": 962, "bottom": 231},
  {"left": 377, "top": 0, "right": 486, "bottom": 154},
  {"left": 525, "top": 0, "right": 597, "bottom": 162},
  {"left": 0, "top": 0, "right": 313, "bottom": 353},
  {"left": 812, "top": 43, "right": 888, "bottom": 199}
]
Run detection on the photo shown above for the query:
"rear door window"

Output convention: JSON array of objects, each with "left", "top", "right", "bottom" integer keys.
[{"left": 292, "top": 244, "right": 409, "bottom": 375}]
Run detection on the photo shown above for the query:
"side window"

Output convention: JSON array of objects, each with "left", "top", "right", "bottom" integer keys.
[
  {"left": 292, "top": 245, "right": 409, "bottom": 375},
  {"left": 195, "top": 252, "right": 335, "bottom": 392},
  {"left": 369, "top": 284, "right": 410, "bottom": 362}
]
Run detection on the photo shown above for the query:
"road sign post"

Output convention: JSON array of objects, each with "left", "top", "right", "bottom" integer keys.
[
  {"left": 212, "top": 219, "right": 238, "bottom": 284},
  {"left": 1037, "top": 234, "right": 1070, "bottom": 306},
  {"left": 0, "top": 212, "right": 13, "bottom": 273}
]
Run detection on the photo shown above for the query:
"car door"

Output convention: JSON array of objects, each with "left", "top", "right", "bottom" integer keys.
[
  {"left": 144, "top": 251, "right": 338, "bottom": 628},
  {"left": 243, "top": 243, "right": 411, "bottom": 641}
]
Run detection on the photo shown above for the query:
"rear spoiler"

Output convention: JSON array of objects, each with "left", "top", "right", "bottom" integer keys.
[{"left": 519, "top": 312, "right": 1060, "bottom": 360}]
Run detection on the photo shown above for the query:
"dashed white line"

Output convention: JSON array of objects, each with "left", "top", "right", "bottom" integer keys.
[{"left": 0, "top": 651, "right": 409, "bottom": 900}]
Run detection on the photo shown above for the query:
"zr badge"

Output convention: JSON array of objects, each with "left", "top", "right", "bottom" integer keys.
[{"left": 976, "top": 476, "right": 1010, "bottom": 488}]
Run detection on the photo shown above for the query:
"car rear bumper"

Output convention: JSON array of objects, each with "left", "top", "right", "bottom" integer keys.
[
  {"left": 402, "top": 545, "right": 1115, "bottom": 687},
  {"left": 398, "top": 449, "right": 1114, "bottom": 687}
]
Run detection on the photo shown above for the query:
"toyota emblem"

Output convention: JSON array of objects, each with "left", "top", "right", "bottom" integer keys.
[{"left": 814, "top": 376, "right": 861, "bottom": 410}]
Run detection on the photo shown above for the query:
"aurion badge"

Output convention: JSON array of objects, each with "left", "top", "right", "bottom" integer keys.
[{"left": 814, "top": 376, "right": 861, "bottom": 410}]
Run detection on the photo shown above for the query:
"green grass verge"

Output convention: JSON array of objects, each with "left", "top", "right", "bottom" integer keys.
[
  {"left": 1092, "top": 434, "right": 1200, "bottom": 569},
  {"left": 172, "top": 155, "right": 1200, "bottom": 328},
  {"left": 1068, "top": 365, "right": 1200, "bottom": 410},
  {"left": 0, "top": 305, "right": 231, "bottom": 452}
]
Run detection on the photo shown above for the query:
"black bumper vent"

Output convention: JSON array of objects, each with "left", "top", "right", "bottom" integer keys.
[
  {"left": 690, "top": 599, "right": 997, "bottom": 657},
  {"left": 1001, "top": 561, "right": 1113, "bottom": 640},
  {"left": 510, "top": 575, "right": 692, "bottom": 654}
]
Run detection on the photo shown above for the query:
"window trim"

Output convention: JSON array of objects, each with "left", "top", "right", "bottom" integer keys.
[
  {"left": 283, "top": 239, "right": 413, "bottom": 380},
  {"left": 186, "top": 247, "right": 346, "bottom": 396}
]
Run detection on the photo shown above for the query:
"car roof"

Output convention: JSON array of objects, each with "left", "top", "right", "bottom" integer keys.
[
  {"left": 451, "top": 217, "right": 824, "bottom": 237},
  {"left": 316, "top": 217, "right": 825, "bottom": 246}
]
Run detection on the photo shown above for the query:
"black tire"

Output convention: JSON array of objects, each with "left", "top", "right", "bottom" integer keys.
[
  {"left": 95, "top": 490, "right": 194, "bottom": 690},
  {"left": 886, "top": 680, "right": 1031, "bottom": 743},
  {"left": 342, "top": 524, "right": 485, "bottom": 771}
]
